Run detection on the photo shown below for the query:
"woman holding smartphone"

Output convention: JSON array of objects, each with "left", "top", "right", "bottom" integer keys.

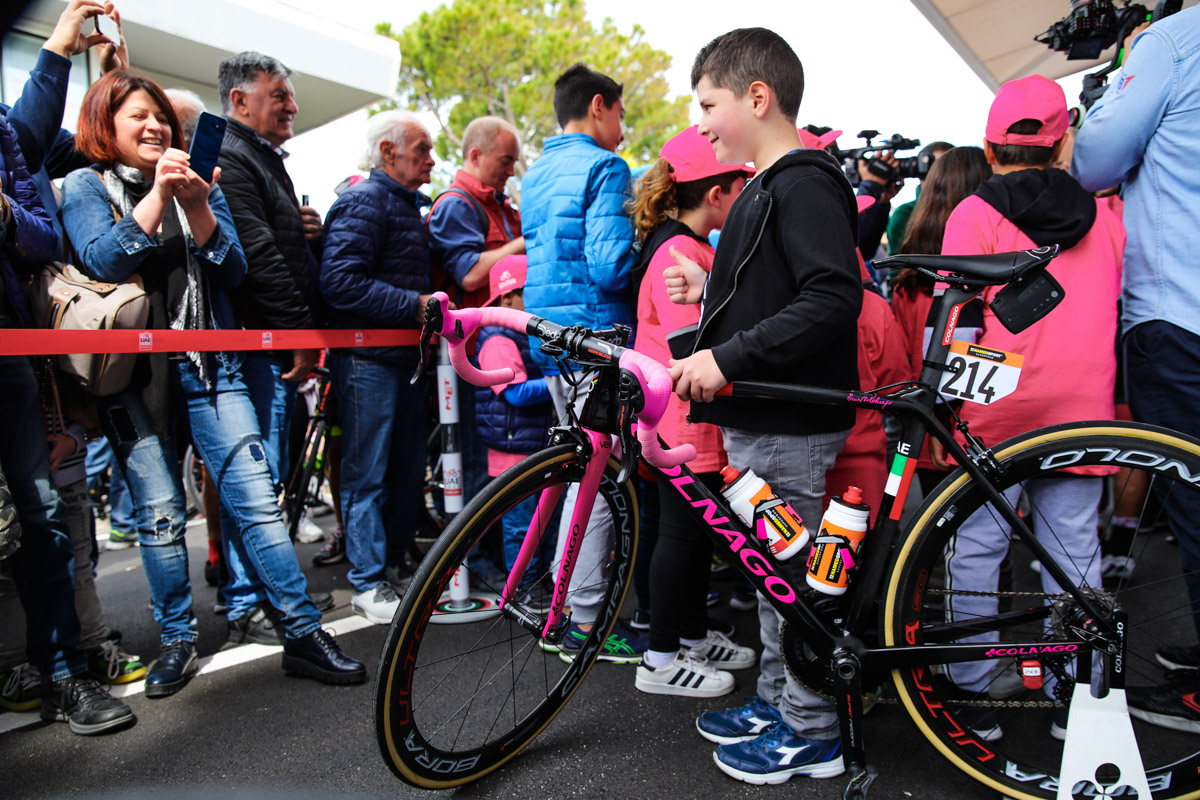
[{"left": 60, "top": 70, "right": 364, "bottom": 697}]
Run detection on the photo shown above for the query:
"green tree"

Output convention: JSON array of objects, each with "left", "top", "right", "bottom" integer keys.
[{"left": 375, "top": 0, "right": 692, "bottom": 186}]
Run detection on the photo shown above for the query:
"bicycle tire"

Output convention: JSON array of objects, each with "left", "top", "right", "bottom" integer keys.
[
  {"left": 283, "top": 418, "right": 326, "bottom": 541},
  {"left": 375, "top": 443, "right": 638, "bottom": 788},
  {"left": 884, "top": 421, "right": 1200, "bottom": 800},
  {"left": 183, "top": 444, "right": 203, "bottom": 519}
]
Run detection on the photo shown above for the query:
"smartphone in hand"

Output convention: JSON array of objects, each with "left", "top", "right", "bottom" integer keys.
[{"left": 189, "top": 111, "right": 227, "bottom": 183}]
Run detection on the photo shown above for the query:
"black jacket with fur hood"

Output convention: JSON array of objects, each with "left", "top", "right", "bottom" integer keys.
[{"left": 691, "top": 148, "right": 862, "bottom": 435}]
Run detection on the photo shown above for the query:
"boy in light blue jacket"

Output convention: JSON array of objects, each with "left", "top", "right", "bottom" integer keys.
[{"left": 519, "top": 63, "right": 646, "bottom": 661}]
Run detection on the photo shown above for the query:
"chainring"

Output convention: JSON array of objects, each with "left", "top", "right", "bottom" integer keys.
[{"left": 779, "top": 620, "right": 838, "bottom": 698}]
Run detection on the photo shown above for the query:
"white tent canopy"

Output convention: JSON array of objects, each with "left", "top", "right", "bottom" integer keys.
[{"left": 909, "top": 0, "right": 1198, "bottom": 92}]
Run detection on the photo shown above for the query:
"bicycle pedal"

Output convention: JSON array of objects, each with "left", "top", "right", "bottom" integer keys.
[{"left": 842, "top": 764, "right": 877, "bottom": 799}]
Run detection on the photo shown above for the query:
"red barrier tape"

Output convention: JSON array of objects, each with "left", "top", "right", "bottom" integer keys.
[{"left": 0, "top": 328, "right": 421, "bottom": 356}]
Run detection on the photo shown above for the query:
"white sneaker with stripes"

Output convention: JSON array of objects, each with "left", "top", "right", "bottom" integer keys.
[
  {"left": 635, "top": 650, "right": 735, "bottom": 698},
  {"left": 688, "top": 630, "right": 757, "bottom": 670}
]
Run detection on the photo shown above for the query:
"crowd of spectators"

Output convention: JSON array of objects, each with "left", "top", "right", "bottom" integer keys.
[{"left": 0, "top": 0, "right": 1197, "bottom": 789}]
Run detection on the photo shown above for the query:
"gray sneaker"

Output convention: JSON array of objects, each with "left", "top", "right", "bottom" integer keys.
[
  {"left": 352, "top": 583, "right": 400, "bottom": 625},
  {"left": 385, "top": 554, "right": 419, "bottom": 594}
]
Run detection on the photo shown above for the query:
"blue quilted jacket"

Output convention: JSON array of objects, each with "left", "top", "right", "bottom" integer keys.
[
  {"left": 0, "top": 114, "right": 59, "bottom": 325},
  {"left": 320, "top": 168, "right": 431, "bottom": 365},
  {"left": 475, "top": 326, "right": 554, "bottom": 454},
  {"left": 520, "top": 133, "right": 635, "bottom": 372}
]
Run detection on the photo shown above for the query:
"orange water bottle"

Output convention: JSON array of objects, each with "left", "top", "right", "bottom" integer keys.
[
  {"left": 720, "top": 466, "right": 809, "bottom": 561},
  {"left": 805, "top": 486, "right": 870, "bottom": 595}
]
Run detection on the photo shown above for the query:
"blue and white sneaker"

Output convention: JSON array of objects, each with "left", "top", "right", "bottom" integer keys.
[
  {"left": 696, "top": 695, "right": 782, "bottom": 744},
  {"left": 713, "top": 721, "right": 844, "bottom": 784}
]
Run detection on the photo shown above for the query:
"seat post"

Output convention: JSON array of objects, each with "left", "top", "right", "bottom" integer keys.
[{"left": 918, "top": 284, "right": 984, "bottom": 387}]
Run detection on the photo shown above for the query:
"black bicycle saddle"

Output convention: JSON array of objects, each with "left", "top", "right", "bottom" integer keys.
[{"left": 874, "top": 245, "right": 1059, "bottom": 286}]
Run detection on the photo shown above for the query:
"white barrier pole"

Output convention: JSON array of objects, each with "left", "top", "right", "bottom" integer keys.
[{"left": 429, "top": 339, "right": 500, "bottom": 623}]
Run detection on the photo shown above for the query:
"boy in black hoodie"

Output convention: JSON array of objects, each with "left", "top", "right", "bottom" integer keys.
[{"left": 665, "top": 27, "right": 861, "bottom": 785}]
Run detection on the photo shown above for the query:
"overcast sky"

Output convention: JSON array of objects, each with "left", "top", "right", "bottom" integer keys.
[{"left": 275, "top": 0, "right": 1084, "bottom": 215}]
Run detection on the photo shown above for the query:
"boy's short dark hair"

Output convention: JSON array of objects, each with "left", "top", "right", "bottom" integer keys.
[
  {"left": 990, "top": 119, "right": 1056, "bottom": 167},
  {"left": 690, "top": 28, "right": 804, "bottom": 122},
  {"left": 553, "top": 64, "right": 623, "bottom": 128}
]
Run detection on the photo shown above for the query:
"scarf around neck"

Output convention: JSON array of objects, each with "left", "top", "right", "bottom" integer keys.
[{"left": 103, "top": 162, "right": 211, "bottom": 385}]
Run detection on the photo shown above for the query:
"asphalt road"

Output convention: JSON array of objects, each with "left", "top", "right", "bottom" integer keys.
[{"left": 1, "top": 512, "right": 998, "bottom": 800}]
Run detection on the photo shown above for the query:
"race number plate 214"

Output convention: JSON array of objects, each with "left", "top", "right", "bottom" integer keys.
[{"left": 938, "top": 341, "right": 1023, "bottom": 405}]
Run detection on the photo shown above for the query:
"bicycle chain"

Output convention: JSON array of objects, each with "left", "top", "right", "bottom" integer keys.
[
  {"left": 929, "top": 588, "right": 1053, "bottom": 599},
  {"left": 780, "top": 586, "right": 1073, "bottom": 708}
]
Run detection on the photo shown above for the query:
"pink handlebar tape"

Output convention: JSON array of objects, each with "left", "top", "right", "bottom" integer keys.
[{"left": 430, "top": 292, "right": 695, "bottom": 468}]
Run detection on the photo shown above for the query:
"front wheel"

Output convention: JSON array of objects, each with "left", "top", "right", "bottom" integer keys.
[
  {"left": 375, "top": 443, "right": 638, "bottom": 788},
  {"left": 885, "top": 421, "right": 1200, "bottom": 800}
]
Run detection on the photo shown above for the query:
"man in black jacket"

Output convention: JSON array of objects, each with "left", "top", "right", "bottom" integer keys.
[{"left": 216, "top": 51, "right": 324, "bottom": 629}]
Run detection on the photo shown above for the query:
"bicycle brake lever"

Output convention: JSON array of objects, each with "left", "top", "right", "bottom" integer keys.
[
  {"left": 411, "top": 296, "right": 443, "bottom": 385},
  {"left": 615, "top": 369, "right": 643, "bottom": 484}
]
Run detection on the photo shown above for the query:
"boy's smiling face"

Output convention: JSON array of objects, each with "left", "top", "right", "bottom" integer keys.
[{"left": 695, "top": 77, "right": 755, "bottom": 166}]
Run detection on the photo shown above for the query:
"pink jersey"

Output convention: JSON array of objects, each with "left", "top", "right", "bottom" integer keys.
[
  {"left": 942, "top": 193, "right": 1125, "bottom": 467},
  {"left": 634, "top": 233, "right": 726, "bottom": 474},
  {"left": 478, "top": 334, "right": 534, "bottom": 477}
]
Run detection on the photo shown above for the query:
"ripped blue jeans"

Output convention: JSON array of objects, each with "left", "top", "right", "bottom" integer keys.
[{"left": 97, "top": 359, "right": 320, "bottom": 645}]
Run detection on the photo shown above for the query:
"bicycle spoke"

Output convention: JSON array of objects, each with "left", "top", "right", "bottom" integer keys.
[{"left": 426, "top": 630, "right": 541, "bottom": 744}]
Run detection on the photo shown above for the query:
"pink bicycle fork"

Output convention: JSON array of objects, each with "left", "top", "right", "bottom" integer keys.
[{"left": 497, "top": 429, "right": 613, "bottom": 639}]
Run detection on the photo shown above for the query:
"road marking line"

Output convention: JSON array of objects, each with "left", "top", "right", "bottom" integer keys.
[{"left": 0, "top": 613, "right": 378, "bottom": 735}]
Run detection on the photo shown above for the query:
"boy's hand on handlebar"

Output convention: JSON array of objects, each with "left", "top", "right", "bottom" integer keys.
[
  {"left": 664, "top": 247, "right": 707, "bottom": 305},
  {"left": 669, "top": 350, "right": 727, "bottom": 403}
]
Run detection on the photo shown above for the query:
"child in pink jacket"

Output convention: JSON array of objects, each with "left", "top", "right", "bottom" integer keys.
[
  {"left": 938, "top": 76, "right": 1125, "bottom": 742},
  {"left": 631, "top": 126, "right": 756, "bottom": 698}
]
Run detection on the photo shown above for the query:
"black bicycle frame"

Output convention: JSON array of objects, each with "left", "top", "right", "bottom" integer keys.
[{"left": 637, "top": 281, "right": 1117, "bottom": 785}]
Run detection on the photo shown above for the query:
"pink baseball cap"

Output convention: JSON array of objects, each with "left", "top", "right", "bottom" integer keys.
[
  {"left": 985, "top": 75, "right": 1068, "bottom": 148},
  {"left": 798, "top": 127, "right": 842, "bottom": 151},
  {"left": 660, "top": 125, "right": 755, "bottom": 183},
  {"left": 486, "top": 255, "right": 527, "bottom": 307}
]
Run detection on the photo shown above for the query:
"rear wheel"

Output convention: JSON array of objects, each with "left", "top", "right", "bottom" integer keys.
[
  {"left": 885, "top": 421, "right": 1200, "bottom": 800},
  {"left": 182, "top": 444, "right": 203, "bottom": 519},
  {"left": 375, "top": 443, "right": 638, "bottom": 788},
  {"left": 282, "top": 418, "right": 326, "bottom": 540}
]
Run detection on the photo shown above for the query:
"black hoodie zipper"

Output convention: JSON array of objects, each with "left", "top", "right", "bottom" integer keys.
[{"left": 691, "top": 192, "right": 772, "bottom": 356}]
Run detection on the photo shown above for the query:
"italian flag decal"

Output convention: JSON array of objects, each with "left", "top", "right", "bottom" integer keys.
[{"left": 886, "top": 452, "right": 917, "bottom": 521}]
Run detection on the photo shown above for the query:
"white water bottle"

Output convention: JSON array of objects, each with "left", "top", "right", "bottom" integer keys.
[
  {"left": 805, "top": 486, "right": 871, "bottom": 595},
  {"left": 720, "top": 465, "right": 809, "bottom": 561}
]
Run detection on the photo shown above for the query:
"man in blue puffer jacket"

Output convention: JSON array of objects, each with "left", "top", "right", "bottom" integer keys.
[
  {"left": 520, "top": 63, "right": 647, "bottom": 661},
  {"left": 319, "top": 110, "right": 434, "bottom": 625}
]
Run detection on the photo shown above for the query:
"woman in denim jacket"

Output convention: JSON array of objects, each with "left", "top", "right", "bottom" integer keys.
[{"left": 60, "top": 71, "right": 364, "bottom": 697}]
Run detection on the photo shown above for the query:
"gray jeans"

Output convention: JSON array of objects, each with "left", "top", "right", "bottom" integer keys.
[
  {"left": 546, "top": 374, "right": 618, "bottom": 627},
  {"left": 723, "top": 426, "right": 849, "bottom": 741},
  {"left": 0, "top": 479, "right": 109, "bottom": 669}
]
